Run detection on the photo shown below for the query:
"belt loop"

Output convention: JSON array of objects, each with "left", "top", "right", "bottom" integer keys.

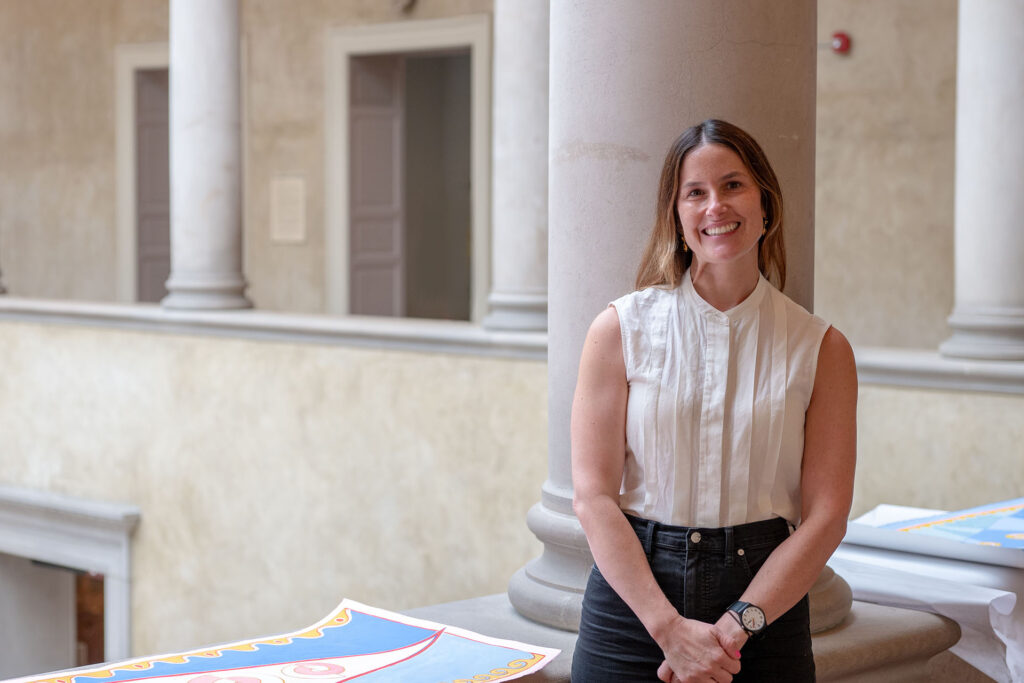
[
  {"left": 724, "top": 526, "right": 734, "bottom": 567},
  {"left": 641, "top": 518, "right": 656, "bottom": 554}
]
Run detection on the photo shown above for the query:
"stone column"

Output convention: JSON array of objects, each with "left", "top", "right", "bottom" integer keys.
[
  {"left": 482, "top": 0, "right": 549, "bottom": 332},
  {"left": 509, "top": 0, "right": 848, "bottom": 632},
  {"left": 940, "top": 0, "right": 1024, "bottom": 360},
  {"left": 162, "top": 0, "right": 251, "bottom": 310}
]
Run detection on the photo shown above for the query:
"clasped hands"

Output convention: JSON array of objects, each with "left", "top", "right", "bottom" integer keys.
[{"left": 655, "top": 612, "right": 748, "bottom": 683}]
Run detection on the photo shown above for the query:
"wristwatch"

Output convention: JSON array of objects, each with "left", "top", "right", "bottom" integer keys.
[{"left": 727, "top": 601, "right": 766, "bottom": 636}]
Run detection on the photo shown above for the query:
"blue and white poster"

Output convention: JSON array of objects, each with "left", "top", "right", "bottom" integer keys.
[
  {"left": 881, "top": 497, "right": 1024, "bottom": 549},
  {"left": 6, "top": 600, "right": 560, "bottom": 683}
]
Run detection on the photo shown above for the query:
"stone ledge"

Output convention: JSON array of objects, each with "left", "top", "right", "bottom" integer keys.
[
  {"left": 408, "top": 595, "right": 961, "bottom": 682},
  {"left": 814, "top": 601, "right": 961, "bottom": 682},
  {"left": 0, "top": 297, "right": 546, "bottom": 360},
  {"left": 855, "top": 346, "right": 1024, "bottom": 395}
]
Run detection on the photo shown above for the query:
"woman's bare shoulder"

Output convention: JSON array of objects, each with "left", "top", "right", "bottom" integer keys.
[
  {"left": 814, "top": 326, "right": 857, "bottom": 398},
  {"left": 573, "top": 306, "right": 628, "bottom": 383},
  {"left": 819, "top": 326, "right": 855, "bottom": 366}
]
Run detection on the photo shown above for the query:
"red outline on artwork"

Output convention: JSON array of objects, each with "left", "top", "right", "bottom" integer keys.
[
  {"left": 337, "top": 629, "right": 444, "bottom": 680},
  {"left": 55, "top": 607, "right": 550, "bottom": 683},
  {"left": 67, "top": 622, "right": 443, "bottom": 683}
]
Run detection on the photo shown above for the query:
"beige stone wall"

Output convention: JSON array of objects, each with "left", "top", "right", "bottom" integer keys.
[
  {"left": 853, "top": 385, "right": 1024, "bottom": 517},
  {"left": 0, "top": 0, "right": 492, "bottom": 309},
  {"left": 813, "top": 1, "right": 1024, "bottom": 528},
  {"left": 815, "top": 0, "right": 957, "bottom": 348},
  {"left": 0, "top": 0, "right": 167, "bottom": 300},
  {"left": 0, "top": 320, "right": 545, "bottom": 655}
]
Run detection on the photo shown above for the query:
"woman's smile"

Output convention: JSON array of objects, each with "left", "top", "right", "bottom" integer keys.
[{"left": 702, "top": 221, "right": 740, "bottom": 236}]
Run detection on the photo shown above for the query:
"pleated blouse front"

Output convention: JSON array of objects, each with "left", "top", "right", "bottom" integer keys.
[{"left": 610, "top": 272, "right": 829, "bottom": 528}]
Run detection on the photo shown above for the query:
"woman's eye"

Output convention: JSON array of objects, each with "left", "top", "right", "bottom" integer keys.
[
  {"left": 726, "top": 181, "right": 742, "bottom": 189},
  {"left": 686, "top": 189, "right": 703, "bottom": 198}
]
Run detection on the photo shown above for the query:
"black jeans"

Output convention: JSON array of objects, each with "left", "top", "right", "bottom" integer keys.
[{"left": 571, "top": 514, "right": 815, "bottom": 682}]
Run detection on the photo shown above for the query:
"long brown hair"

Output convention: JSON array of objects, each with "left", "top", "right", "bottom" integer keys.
[{"left": 635, "top": 119, "right": 786, "bottom": 291}]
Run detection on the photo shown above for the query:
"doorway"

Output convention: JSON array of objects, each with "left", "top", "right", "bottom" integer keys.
[
  {"left": 135, "top": 67, "right": 171, "bottom": 303},
  {"left": 348, "top": 50, "right": 471, "bottom": 320},
  {"left": 0, "top": 554, "right": 104, "bottom": 678},
  {"left": 324, "top": 15, "right": 491, "bottom": 321}
]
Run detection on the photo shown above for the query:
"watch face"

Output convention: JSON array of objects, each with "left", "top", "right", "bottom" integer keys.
[{"left": 741, "top": 606, "right": 766, "bottom": 632}]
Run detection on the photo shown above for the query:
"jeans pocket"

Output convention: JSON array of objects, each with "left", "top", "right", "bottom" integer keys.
[{"left": 735, "top": 539, "right": 776, "bottom": 581}]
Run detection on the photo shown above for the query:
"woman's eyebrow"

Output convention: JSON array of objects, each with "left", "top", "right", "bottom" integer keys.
[{"left": 681, "top": 170, "right": 746, "bottom": 188}]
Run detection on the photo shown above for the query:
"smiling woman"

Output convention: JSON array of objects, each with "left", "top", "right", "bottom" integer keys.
[{"left": 570, "top": 119, "right": 857, "bottom": 682}]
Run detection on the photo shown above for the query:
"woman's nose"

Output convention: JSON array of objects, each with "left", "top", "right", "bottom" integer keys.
[{"left": 706, "top": 191, "right": 727, "bottom": 215}]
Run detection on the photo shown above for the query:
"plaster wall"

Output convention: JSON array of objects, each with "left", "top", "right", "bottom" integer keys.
[
  {"left": 0, "top": 0, "right": 167, "bottom": 301},
  {"left": 853, "top": 384, "right": 1024, "bottom": 518},
  {"left": 0, "top": 320, "right": 545, "bottom": 655},
  {"left": 815, "top": 0, "right": 957, "bottom": 348},
  {"left": 0, "top": 0, "right": 492, "bottom": 310}
]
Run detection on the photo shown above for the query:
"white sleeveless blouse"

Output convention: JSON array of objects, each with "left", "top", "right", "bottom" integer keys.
[{"left": 610, "top": 272, "right": 829, "bottom": 528}]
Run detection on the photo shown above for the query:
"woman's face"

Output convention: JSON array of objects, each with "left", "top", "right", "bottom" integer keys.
[{"left": 676, "top": 143, "right": 764, "bottom": 274}]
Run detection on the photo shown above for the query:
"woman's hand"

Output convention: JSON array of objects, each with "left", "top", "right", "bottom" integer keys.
[{"left": 653, "top": 615, "right": 743, "bottom": 682}]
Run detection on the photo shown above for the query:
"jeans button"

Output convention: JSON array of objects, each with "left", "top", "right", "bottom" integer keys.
[
  {"left": 737, "top": 548, "right": 745, "bottom": 556},
  {"left": 690, "top": 531, "right": 702, "bottom": 544}
]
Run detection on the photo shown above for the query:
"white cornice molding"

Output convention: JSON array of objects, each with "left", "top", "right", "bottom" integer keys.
[
  {"left": 855, "top": 346, "right": 1024, "bottom": 395},
  {"left": 0, "top": 298, "right": 546, "bottom": 361}
]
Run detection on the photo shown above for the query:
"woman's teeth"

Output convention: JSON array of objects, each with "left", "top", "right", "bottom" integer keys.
[{"left": 704, "top": 222, "right": 739, "bottom": 236}]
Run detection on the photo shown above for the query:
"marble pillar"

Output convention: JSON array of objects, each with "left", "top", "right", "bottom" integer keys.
[
  {"left": 940, "top": 0, "right": 1024, "bottom": 360},
  {"left": 162, "top": 0, "right": 251, "bottom": 310},
  {"left": 508, "top": 0, "right": 848, "bottom": 633},
  {"left": 482, "top": 0, "right": 549, "bottom": 332}
]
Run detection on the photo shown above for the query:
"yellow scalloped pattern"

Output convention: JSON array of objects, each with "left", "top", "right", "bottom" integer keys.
[
  {"left": 29, "top": 609, "right": 353, "bottom": 683},
  {"left": 448, "top": 653, "right": 546, "bottom": 682}
]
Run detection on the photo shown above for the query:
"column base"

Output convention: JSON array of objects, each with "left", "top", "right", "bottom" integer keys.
[
  {"left": 940, "top": 307, "right": 1024, "bottom": 360},
  {"left": 507, "top": 502, "right": 591, "bottom": 631},
  {"left": 162, "top": 274, "right": 252, "bottom": 310},
  {"left": 482, "top": 292, "right": 547, "bottom": 332},
  {"left": 810, "top": 564, "right": 854, "bottom": 633}
]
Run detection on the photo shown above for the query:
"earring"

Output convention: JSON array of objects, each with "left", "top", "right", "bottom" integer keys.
[
  {"left": 762, "top": 216, "right": 768, "bottom": 237},
  {"left": 680, "top": 235, "right": 689, "bottom": 252}
]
